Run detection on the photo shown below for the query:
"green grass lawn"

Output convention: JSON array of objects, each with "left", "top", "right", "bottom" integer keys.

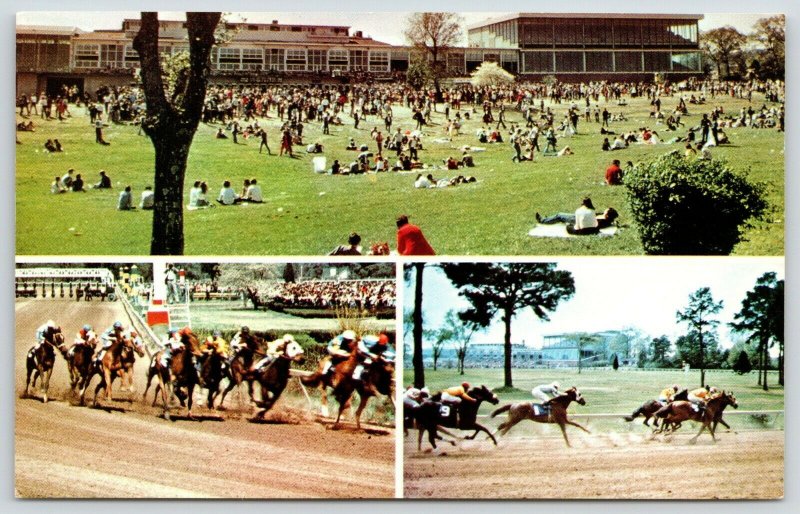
[
  {"left": 16, "top": 93, "right": 784, "bottom": 255},
  {"left": 403, "top": 367, "right": 784, "bottom": 431}
]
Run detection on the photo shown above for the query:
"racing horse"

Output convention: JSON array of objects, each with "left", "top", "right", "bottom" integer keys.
[
  {"left": 89, "top": 333, "right": 138, "bottom": 406},
  {"left": 352, "top": 356, "right": 395, "bottom": 429},
  {"left": 624, "top": 388, "right": 689, "bottom": 427},
  {"left": 412, "top": 385, "right": 500, "bottom": 451},
  {"left": 491, "top": 387, "right": 590, "bottom": 448},
  {"left": 57, "top": 333, "right": 98, "bottom": 405},
  {"left": 24, "top": 330, "right": 65, "bottom": 403},
  {"left": 118, "top": 335, "right": 145, "bottom": 394},
  {"left": 653, "top": 391, "right": 738, "bottom": 443},
  {"left": 197, "top": 348, "right": 227, "bottom": 410},
  {"left": 153, "top": 329, "right": 204, "bottom": 420},
  {"left": 251, "top": 339, "right": 305, "bottom": 419},
  {"left": 300, "top": 346, "right": 362, "bottom": 428},
  {"left": 217, "top": 336, "right": 267, "bottom": 409}
]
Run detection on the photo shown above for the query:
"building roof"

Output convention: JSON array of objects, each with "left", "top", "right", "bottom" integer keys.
[
  {"left": 17, "top": 25, "right": 84, "bottom": 36},
  {"left": 468, "top": 13, "right": 704, "bottom": 30}
]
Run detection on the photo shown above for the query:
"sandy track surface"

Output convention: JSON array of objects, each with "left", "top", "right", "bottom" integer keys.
[
  {"left": 15, "top": 299, "right": 395, "bottom": 499},
  {"left": 404, "top": 424, "right": 783, "bottom": 499}
]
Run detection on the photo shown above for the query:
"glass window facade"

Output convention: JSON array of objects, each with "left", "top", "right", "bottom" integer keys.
[
  {"left": 368, "top": 50, "right": 389, "bottom": 72},
  {"left": 553, "top": 19, "right": 584, "bottom": 47},
  {"left": 265, "top": 48, "right": 284, "bottom": 71},
  {"left": 328, "top": 49, "right": 349, "bottom": 70},
  {"left": 241, "top": 48, "right": 263, "bottom": 70},
  {"left": 613, "top": 19, "right": 642, "bottom": 47},
  {"left": 644, "top": 51, "right": 671, "bottom": 72},
  {"left": 285, "top": 49, "right": 306, "bottom": 71},
  {"left": 74, "top": 44, "right": 99, "bottom": 68},
  {"left": 446, "top": 50, "right": 465, "bottom": 75},
  {"left": 518, "top": 19, "right": 553, "bottom": 48},
  {"left": 308, "top": 49, "right": 326, "bottom": 71},
  {"left": 615, "top": 51, "right": 642, "bottom": 72},
  {"left": 522, "top": 51, "right": 554, "bottom": 73},
  {"left": 217, "top": 47, "right": 240, "bottom": 70},
  {"left": 671, "top": 51, "right": 701, "bottom": 72},
  {"left": 100, "top": 44, "right": 124, "bottom": 68},
  {"left": 583, "top": 20, "right": 613, "bottom": 47},
  {"left": 350, "top": 49, "right": 368, "bottom": 71},
  {"left": 555, "top": 51, "right": 583, "bottom": 72},
  {"left": 585, "top": 51, "right": 613, "bottom": 72}
]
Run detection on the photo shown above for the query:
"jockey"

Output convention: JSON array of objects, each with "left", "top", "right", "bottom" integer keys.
[
  {"left": 160, "top": 328, "right": 184, "bottom": 367},
  {"left": 659, "top": 384, "right": 680, "bottom": 403},
  {"left": 321, "top": 330, "right": 358, "bottom": 376},
  {"left": 441, "top": 382, "right": 476, "bottom": 405},
  {"left": 35, "top": 320, "right": 61, "bottom": 350},
  {"left": 688, "top": 385, "right": 717, "bottom": 414},
  {"left": 352, "top": 334, "right": 394, "bottom": 380},
  {"left": 100, "top": 321, "right": 125, "bottom": 350},
  {"left": 531, "top": 381, "right": 560, "bottom": 403},
  {"left": 253, "top": 334, "right": 296, "bottom": 371},
  {"left": 200, "top": 330, "right": 229, "bottom": 357},
  {"left": 230, "top": 326, "right": 262, "bottom": 372},
  {"left": 75, "top": 324, "right": 94, "bottom": 344}
]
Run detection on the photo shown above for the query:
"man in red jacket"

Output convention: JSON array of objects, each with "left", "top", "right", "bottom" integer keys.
[
  {"left": 396, "top": 215, "right": 435, "bottom": 255},
  {"left": 605, "top": 159, "right": 623, "bottom": 185}
]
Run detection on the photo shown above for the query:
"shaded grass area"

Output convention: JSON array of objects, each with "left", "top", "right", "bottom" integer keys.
[
  {"left": 403, "top": 368, "right": 784, "bottom": 432},
  {"left": 16, "top": 93, "right": 784, "bottom": 255}
]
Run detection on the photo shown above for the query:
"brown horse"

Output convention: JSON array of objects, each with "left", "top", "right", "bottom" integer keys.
[
  {"left": 155, "top": 330, "right": 204, "bottom": 420},
  {"left": 197, "top": 349, "right": 227, "bottom": 410},
  {"left": 57, "top": 334, "right": 98, "bottom": 405},
  {"left": 352, "top": 357, "right": 395, "bottom": 429},
  {"left": 25, "top": 331, "right": 65, "bottom": 403},
  {"left": 491, "top": 387, "right": 590, "bottom": 448},
  {"left": 89, "top": 333, "right": 137, "bottom": 406},
  {"left": 624, "top": 388, "right": 689, "bottom": 427},
  {"left": 301, "top": 348, "right": 361, "bottom": 428},
  {"left": 251, "top": 340, "right": 305, "bottom": 419},
  {"left": 653, "top": 391, "right": 738, "bottom": 443},
  {"left": 119, "top": 336, "right": 145, "bottom": 394},
  {"left": 217, "top": 338, "right": 266, "bottom": 409},
  {"left": 410, "top": 385, "right": 500, "bottom": 451}
]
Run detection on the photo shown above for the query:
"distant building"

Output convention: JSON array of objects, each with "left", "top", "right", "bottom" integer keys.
[
  {"left": 466, "top": 13, "right": 703, "bottom": 80},
  {"left": 406, "top": 329, "right": 635, "bottom": 369},
  {"left": 16, "top": 13, "right": 705, "bottom": 96}
]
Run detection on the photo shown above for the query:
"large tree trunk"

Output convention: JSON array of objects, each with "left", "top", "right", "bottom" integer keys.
[
  {"left": 778, "top": 344, "right": 784, "bottom": 386},
  {"left": 503, "top": 309, "right": 512, "bottom": 388},
  {"left": 151, "top": 138, "right": 190, "bottom": 254},
  {"left": 699, "top": 329, "right": 705, "bottom": 387},
  {"left": 762, "top": 337, "right": 769, "bottom": 391},
  {"left": 412, "top": 263, "right": 425, "bottom": 388}
]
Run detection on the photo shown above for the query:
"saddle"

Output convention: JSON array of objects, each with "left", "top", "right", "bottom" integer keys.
[
  {"left": 531, "top": 402, "right": 551, "bottom": 417},
  {"left": 437, "top": 400, "right": 460, "bottom": 428}
]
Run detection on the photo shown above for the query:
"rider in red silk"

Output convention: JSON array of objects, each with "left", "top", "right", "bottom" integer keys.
[{"left": 396, "top": 214, "right": 435, "bottom": 255}]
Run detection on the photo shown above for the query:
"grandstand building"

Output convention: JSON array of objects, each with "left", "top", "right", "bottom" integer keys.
[
  {"left": 17, "top": 13, "right": 704, "bottom": 95},
  {"left": 466, "top": 13, "right": 703, "bottom": 81}
]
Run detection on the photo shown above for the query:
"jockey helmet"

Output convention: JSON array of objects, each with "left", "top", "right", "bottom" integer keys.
[
  {"left": 168, "top": 329, "right": 177, "bottom": 336},
  {"left": 83, "top": 324, "right": 92, "bottom": 332},
  {"left": 46, "top": 320, "right": 55, "bottom": 328},
  {"left": 551, "top": 381, "right": 560, "bottom": 390},
  {"left": 241, "top": 326, "right": 250, "bottom": 334},
  {"left": 461, "top": 382, "right": 470, "bottom": 390},
  {"left": 342, "top": 330, "right": 356, "bottom": 341},
  {"left": 113, "top": 321, "right": 123, "bottom": 329},
  {"left": 362, "top": 334, "right": 379, "bottom": 346},
  {"left": 378, "top": 334, "right": 390, "bottom": 345},
  {"left": 672, "top": 384, "right": 679, "bottom": 391}
]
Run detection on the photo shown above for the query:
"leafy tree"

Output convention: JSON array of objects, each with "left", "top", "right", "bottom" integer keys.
[
  {"left": 751, "top": 15, "right": 785, "bottom": 79},
  {"left": 674, "top": 330, "right": 726, "bottom": 370},
  {"left": 431, "top": 325, "right": 454, "bottom": 371},
  {"left": 676, "top": 287, "right": 723, "bottom": 387},
  {"left": 701, "top": 26, "right": 747, "bottom": 78},
  {"left": 649, "top": 335, "right": 673, "bottom": 368},
  {"left": 440, "top": 263, "right": 575, "bottom": 388},
  {"left": 470, "top": 62, "right": 515, "bottom": 88},
  {"left": 623, "top": 154, "right": 768, "bottom": 255},
  {"left": 732, "top": 350, "right": 753, "bottom": 375},
  {"left": 404, "top": 12, "right": 463, "bottom": 96},
  {"left": 133, "top": 12, "right": 221, "bottom": 255},
  {"left": 731, "top": 272, "right": 784, "bottom": 390},
  {"left": 440, "top": 309, "right": 479, "bottom": 375},
  {"left": 406, "top": 54, "right": 433, "bottom": 90}
]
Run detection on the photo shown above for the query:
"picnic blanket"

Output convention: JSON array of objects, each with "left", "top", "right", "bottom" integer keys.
[{"left": 528, "top": 224, "right": 618, "bottom": 238}]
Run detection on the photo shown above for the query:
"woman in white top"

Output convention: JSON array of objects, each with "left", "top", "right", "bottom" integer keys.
[
  {"left": 245, "top": 178, "right": 263, "bottom": 203},
  {"left": 414, "top": 174, "right": 433, "bottom": 189}
]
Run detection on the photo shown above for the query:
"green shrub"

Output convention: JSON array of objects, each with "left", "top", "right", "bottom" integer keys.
[{"left": 623, "top": 154, "right": 769, "bottom": 254}]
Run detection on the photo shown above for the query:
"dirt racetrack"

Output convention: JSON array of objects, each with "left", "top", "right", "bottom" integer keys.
[
  {"left": 15, "top": 299, "right": 394, "bottom": 498},
  {"left": 404, "top": 425, "right": 784, "bottom": 499}
]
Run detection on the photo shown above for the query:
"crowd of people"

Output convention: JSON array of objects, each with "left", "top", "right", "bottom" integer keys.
[{"left": 255, "top": 279, "right": 395, "bottom": 310}]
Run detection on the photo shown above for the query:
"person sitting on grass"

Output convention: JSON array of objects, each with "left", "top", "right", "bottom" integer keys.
[
  {"left": 535, "top": 200, "right": 619, "bottom": 234},
  {"left": 51, "top": 175, "right": 66, "bottom": 194},
  {"left": 328, "top": 232, "right": 362, "bottom": 256},
  {"left": 140, "top": 186, "right": 154, "bottom": 209},
  {"left": 461, "top": 150, "right": 474, "bottom": 168},
  {"left": 444, "top": 156, "right": 459, "bottom": 170},
  {"left": 244, "top": 178, "right": 263, "bottom": 203},
  {"left": 346, "top": 137, "right": 357, "bottom": 150},
  {"left": 215, "top": 128, "right": 228, "bottom": 139},
  {"left": 329, "top": 159, "right": 341, "bottom": 175},
  {"left": 557, "top": 145, "right": 574, "bottom": 157},
  {"left": 93, "top": 170, "right": 112, "bottom": 189},
  {"left": 117, "top": 185, "right": 135, "bottom": 210},
  {"left": 217, "top": 180, "right": 241, "bottom": 205},
  {"left": 71, "top": 173, "right": 86, "bottom": 193},
  {"left": 60, "top": 169, "right": 74, "bottom": 189},
  {"left": 414, "top": 173, "right": 434, "bottom": 189}
]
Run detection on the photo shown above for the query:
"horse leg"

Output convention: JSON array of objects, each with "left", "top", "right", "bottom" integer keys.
[
  {"left": 558, "top": 422, "right": 572, "bottom": 448},
  {"left": 103, "top": 369, "right": 113, "bottom": 401},
  {"left": 474, "top": 423, "right": 498, "bottom": 445},
  {"left": 186, "top": 384, "right": 194, "bottom": 419},
  {"left": 565, "top": 419, "right": 591, "bottom": 434},
  {"left": 42, "top": 368, "right": 53, "bottom": 403},
  {"left": 142, "top": 370, "right": 154, "bottom": 403},
  {"left": 318, "top": 384, "right": 330, "bottom": 417},
  {"left": 417, "top": 427, "right": 425, "bottom": 451},
  {"left": 690, "top": 423, "right": 708, "bottom": 444},
  {"left": 354, "top": 394, "right": 370, "bottom": 430}
]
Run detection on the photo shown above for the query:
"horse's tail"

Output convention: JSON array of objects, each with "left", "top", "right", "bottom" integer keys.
[
  {"left": 624, "top": 406, "right": 643, "bottom": 422},
  {"left": 490, "top": 403, "right": 512, "bottom": 418}
]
